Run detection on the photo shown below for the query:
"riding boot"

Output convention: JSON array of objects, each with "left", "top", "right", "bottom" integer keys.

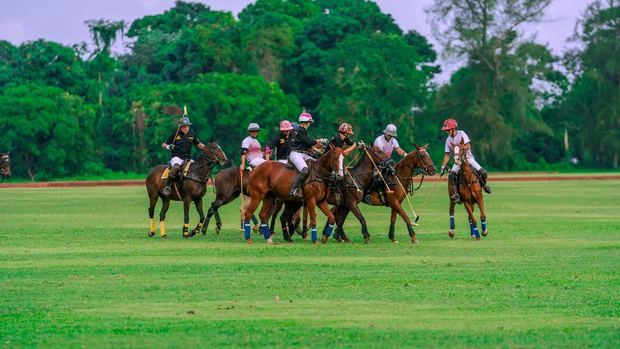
[
  {"left": 449, "top": 171, "right": 461, "bottom": 204},
  {"left": 288, "top": 168, "right": 309, "bottom": 199},
  {"left": 477, "top": 168, "right": 492, "bottom": 194},
  {"left": 163, "top": 164, "right": 182, "bottom": 196}
]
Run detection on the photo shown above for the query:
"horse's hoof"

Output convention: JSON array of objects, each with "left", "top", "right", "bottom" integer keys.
[
  {"left": 320, "top": 235, "right": 329, "bottom": 244},
  {"left": 161, "top": 234, "right": 167, "bottom": 239},
  {"left": 148, "top": 231, "right": 155, "bottom": 238},
  {"left": 448, "top": 230, "right": 455, "bottom": 239},
  {"left": 391, "top": 239, "right": 399, "bottom": 244},
  {"left": 364, "top": 238, "right": 371, "bottom": 244},
  {"left": 266, "top": 238, "right": 274, "bottom": 244},
  {"left": 246, "top": 238, "right": 253, "bottom": 244},
  {"left": 342, "top": 237, "right": 352, "bottom": 243},
  {"left": 252, "top": 225, "right": 259, "bottom": 233},
  {"left": 411, "top": 237, "right": 419, "bottom": 244},
  {"left": 472, "top": 235, "right": 480, "bottom": 241},
  {"left": 215, "top": 226, "right": 221, "bottom": 235},
  {"left": 482, "top": 230, "right": 488, "bottom": 237}
]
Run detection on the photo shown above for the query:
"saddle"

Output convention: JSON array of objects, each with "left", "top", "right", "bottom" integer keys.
[{"left": 161, "top": 160, "right": 194, "bottom": 180}]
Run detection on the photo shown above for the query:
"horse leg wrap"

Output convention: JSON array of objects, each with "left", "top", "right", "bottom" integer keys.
[
  {"left": 183, "top": 223, "right": 189, "bottom": 236},
  {"left": 311, "top": 228, "right": 318, "bottom": 242},
  {"left": 481, "top": 220, "right": 487, "bottom": 232},
  {"left": 450, "top": 216, "right": 455, "bottom": 230},
  {"left": 261, "top": 223, "right": 270, "bottom": 240},
  {"left": 244, "top": 220, "right": 251, "bottom": 240},
  {"left": 324, "top": 223, "right": 335, "bottom": 237},
  {"left": 470, "top": 223, "right": 480, "bottom": 238},
  {"left": 388, "top": 224, "right": 395, "bottom": 240},
  {"left": 407, "top": 223, "right": 415, "bottom": 238},
  {"left": 149, "top": 218, "right": 156, "bottom": 233},
  {"left": 160, "top": 221, "right": 166, "bottom": 237},
  {"left": 252, "top": 215, "right": 259, "bottom": 225}
]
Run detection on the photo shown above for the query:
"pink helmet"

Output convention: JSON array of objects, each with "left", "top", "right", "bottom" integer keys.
[
  {"left": 298, "top": 111, "right": 314, "bottom": 123},
  {"left": 338, "top": 123, "right": 354, "bottom": 135},
  {"left": 280, "top": 120, "right": 294, "bottom": 131},
  {"left": 441, "top": 118, "right": 458, "bottom": 131}
]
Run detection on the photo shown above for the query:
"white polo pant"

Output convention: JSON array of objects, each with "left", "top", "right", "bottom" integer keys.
[{"left": 289, "top": 151, "right": 313, "bottom": 172}]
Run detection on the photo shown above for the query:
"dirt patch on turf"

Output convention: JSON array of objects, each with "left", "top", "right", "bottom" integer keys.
[{"left": 0, "top": 175, "right": 618, "bottom": 189}]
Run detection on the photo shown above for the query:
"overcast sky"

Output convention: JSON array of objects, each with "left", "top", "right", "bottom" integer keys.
[{"left": 0, "top": 0, "right": 592, "bottom": 81}]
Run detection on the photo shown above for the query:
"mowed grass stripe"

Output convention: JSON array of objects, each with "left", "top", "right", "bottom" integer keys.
[{"left": 0, "top": 180, "right": 619, "bottom": 347}]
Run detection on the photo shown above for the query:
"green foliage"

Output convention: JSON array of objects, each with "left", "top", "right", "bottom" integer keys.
[
  {"left": 1, "top": 0, "right": 617, "bottom": 179},
  {"left": 0, "top": 84, "right": 100, "bottom": 180},
  {"left": 114, "top": 74, "right": 300, "bottom": 171},
  {"left": 554, "top": 0, "right": 620, "bottom": 168}
]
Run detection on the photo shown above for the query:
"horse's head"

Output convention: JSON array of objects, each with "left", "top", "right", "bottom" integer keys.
[
  {"left": 453, "top": 139, "right": 468, "bottom": 169},
  {"left": 401, "top": 144, "right": 436, "bottom": 176},
  {"left": 317, "top": 147, "right": 345, "bottom": 181},
  {"left": 202, "top": 141, "right": 228, "bottom": 166},
  {"left": 1, "top": 153, "right": 11, "bottom": 179}
]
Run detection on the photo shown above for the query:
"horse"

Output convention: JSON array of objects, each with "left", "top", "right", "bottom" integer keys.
[
  {"left": 243, "top": 147, "right": 345, "bottom": 244},
  {"left": 322, "top": 146, "right": 391, "bottom": 243},
  {"left": 145, "top": 142, "right": 228, "bottom": 238},
  {"left": 448, "top": 140, "right": 488, "bottom": 240},
  {"left": 354, "top": 145, "right": 436, "bottom": 243},
  {"left": 202, "top": 166, "right": 264, "bottom": 235},
  {"left": 0, "top": 153, "right": 11, "bottom": 181}
]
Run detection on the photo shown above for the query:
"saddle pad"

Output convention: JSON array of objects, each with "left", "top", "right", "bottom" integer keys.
[
  {"left": 161, "top": 168, "right": 169, "bottom": 180},
  {"left": 182, "top": 160, "right": 194, "bottom": 177}
]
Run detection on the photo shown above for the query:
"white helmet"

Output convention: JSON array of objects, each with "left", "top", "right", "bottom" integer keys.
[
  {"left": 247, "top": 123, "right": 261, "bottom": 132},
  {"left": 383, "top": 124, "right": 397, "bottom": 137},
  {"left": 298, "top": 111, "right": 314, "bottom": 123}
]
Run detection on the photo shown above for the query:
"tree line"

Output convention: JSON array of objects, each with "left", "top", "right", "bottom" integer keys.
[{"left": 0, "top": 0, "right": 617, "bottom": 180}]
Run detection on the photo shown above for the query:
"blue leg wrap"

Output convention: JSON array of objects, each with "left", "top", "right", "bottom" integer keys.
[
  {"left": 470, "top": 223, "right": 480, "bottom": 238},
  {"left": 244, "top": 220, "right": 251, "bottom": 240},
  {"left": 311, "top": 228, "right": 318, "bottom": 242},
  {"left": 261, "top": 223, "right": 270, "bottom": 240},
  {"left": 252, "top": 215, "right": 259, "bottom": 225},
  {"left": 449, "top": 216, "right": 455, "bottom": 230},
  {"left": 325, "top": 224, "right": 335, "bottom": 237},
  {"left": 481, "top": 220, "right": 487, "bottom": 232}
]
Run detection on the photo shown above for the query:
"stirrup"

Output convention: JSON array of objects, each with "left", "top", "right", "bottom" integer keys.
[
  {"left": 363, "top": 194, "right": 372, "bottom": 204},
  {"left": 451, "top": 194, "right": 461, "bottom": 203},
  {"left": 162, "top": 186, "right": 172, "bottom": 195},
  {"left": 289, "top": 188, "right": 302, "bottom": 199}
]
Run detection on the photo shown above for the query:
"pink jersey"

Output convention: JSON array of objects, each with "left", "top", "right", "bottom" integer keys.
[{"left": 241, "top": 136, "right": 264, "bottom": 163}]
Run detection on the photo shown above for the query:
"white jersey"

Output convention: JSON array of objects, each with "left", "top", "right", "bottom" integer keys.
[
  {"left": 373, "top": 135, "right": 400, "bottom": 157},
  {"left": 444, "top": 130, "right": 473, "bottom": 156},
  {"left": 241, "top": 136, "right": 264, "bottom": 163}
]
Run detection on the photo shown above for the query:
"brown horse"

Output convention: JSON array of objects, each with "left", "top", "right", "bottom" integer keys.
[
  {"left": 324, "top": 146, "right": 391, "bottom": 243},
  {"left": 448, "top": 141, "right": 488, "bottom": 240},
  {"left": 243, "top": 148, "right": 345, "bottom": 244},
  {"left": 202, "top": 166, "right": 260, "bottom": 235},
  {"left": 361, "top": 145, "right": 437, "bottom": 243},
  {"left": 0, "top": 153, "right": 10, "bottom": 181},
  {"left": 145, "top": 142, "right": 228, "bottom": 238}
]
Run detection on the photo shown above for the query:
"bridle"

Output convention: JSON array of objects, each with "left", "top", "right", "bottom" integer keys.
[{"left": 396, "top": 148, "right": 436, "bottom": 194}]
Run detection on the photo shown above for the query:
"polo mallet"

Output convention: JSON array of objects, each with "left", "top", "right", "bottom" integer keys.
[
  {"left": 394, "top": 175, "right": 420, "bottom": 226},
  {"left": 363, "top": 148, "right": 394, "bottom": 194}
]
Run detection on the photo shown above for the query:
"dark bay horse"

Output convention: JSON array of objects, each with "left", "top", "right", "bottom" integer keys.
[
  {"left": 354, "top": 145, "right": 436, "bottom": 243},
  {"left": 202, "top": 166, "right": 260, "bottom": 235},
  {"left": 243, "top": 148, "right": 345, "bottom": 244},
  {"left": 0, "top": 153, "right": 11, "bottom": 181},
  {"left": 145, "top": 142, "right": 228, "bottom": 238},
  {"left": 448, "top": 141, "right": 488, "bottom": 240},
  {"left": 324, "top": 146, "right": 391, "bottom": 243}
]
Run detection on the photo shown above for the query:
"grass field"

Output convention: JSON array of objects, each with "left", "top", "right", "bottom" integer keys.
[{"left": 1, "top": 180, "right": 618, "bottom": 348}]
